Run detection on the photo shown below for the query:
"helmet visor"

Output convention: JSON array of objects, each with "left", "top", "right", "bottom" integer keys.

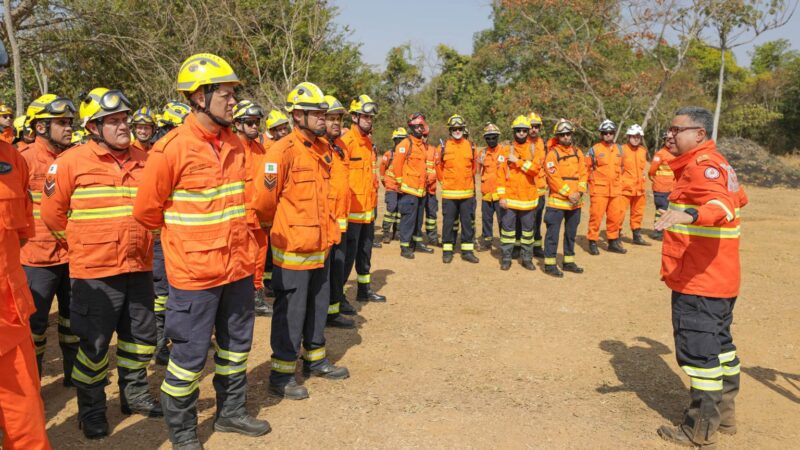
[
  {"left": 99, "top": 90, "right": 132, "bottom": 111},
  {"left": 449, "top": 116, "right": 466, "bottom": 127},
  {"left": 361, "top": 102, "right": 378, "bottom": 115},
  {"left": 46, "top": 98, "right": 77, "bottom": 115}
]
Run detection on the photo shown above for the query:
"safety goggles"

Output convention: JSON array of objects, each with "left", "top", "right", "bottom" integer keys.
[
  {"left": 45, "top": 97, "right": 77, "bottom": 115},
  {"left": 361, "top": 102, "right": 378, "bottom": 115},
  {"left": 449, "top": 117, "right": 466, "bottom": 127},
  {"left": 85, "top": 90, "right": 132, "bottom": 112}
]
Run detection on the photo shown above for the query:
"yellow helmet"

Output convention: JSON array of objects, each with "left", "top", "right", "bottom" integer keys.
[
  {"left": 161, "top": 101, "right": 190, "bottom": 127},
  {"left": 13, "top": 115, "right": 27, "bottom": 136},
  {"left": 349, "top": 94, "right": 378, "bottom": 115},
  {"left": 265, "top": 109, "right": 289, "bottom": 130},
  {"left": 285, "top": 82, "right": 328, "bottom": 112},
  {"left": 553, "top": 118, "right": 575, "bottom": 135},
  {"left": 176, "top": 53, "right": 240, "bottom": 94},
  {"left": 232, "top": 100, "right": 265, "bottom": 121},
  {"left": 528, "top": 112, "right": 543, "bottom": 126},
  {"left": 71, "top": 129, "right": 88, "bottom": 145},
  {"left": 130, "top": 106, "right": 156, "bottom": 125},
  {"left": 447, "top": 114, "right": 466, "bottom": 128},
  {"left": 79, "top": 88, "right": 132, "bottom": 123},
  {"left": 324, "top": 95, "right": 346, "bottom": 115},
  {"left": 391, "top": 127, "right": 408, "bottom": 140},
  {"left": 483, "top": 123, "right": 501, "bottom": 136},
  {"left": 0, "top": 103, "right": 12, "bottom": 116},
  {"left": 26, "top": 94, "right": 76, "bottom": 125},
  {"left": 512, "top": 115, "right": 531, "bottom": 129}
]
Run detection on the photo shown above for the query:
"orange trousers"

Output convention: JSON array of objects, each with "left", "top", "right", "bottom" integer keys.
[
  {"left": 0, "top": 337, "right": 51, "bottom": 450},
  {"left": 252, "top": 228, "right": 268, "bottom": 290},
  {"left": 587, "top": 195, "right": 625, "bottom": 241},
  {"left": 623, "top": 194, "right": 646, "bottom": 231}
]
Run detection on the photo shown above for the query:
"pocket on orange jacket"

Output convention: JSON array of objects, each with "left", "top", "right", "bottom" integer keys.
[
  {"left": 21, "top": 238, "right": 59, "bottom": 265},
  {"left": 291, "top": 168, "right": 315, "bottom": 201},
  {"left": 80, "top": 231, "right": 119, "bottom": 268},
  {"left": 181, "top": 235, "right": 227, "bottom": 281},
  {"left": 0, "top": 198, "right": 27, "bottom": 230},
  {"left": 285, "top": 215, "right": 321, "bottom": 253}
]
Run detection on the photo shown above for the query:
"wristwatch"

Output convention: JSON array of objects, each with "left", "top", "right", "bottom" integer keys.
[{"left": 684, "top": 207, "right": 699, "bottom": 223}]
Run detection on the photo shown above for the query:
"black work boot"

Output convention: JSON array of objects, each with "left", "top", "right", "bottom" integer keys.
[
  {"left": 650, "top": 229, "right": 664, "bottom": 241},
  {"left": 214, "top": 414, "right": 271, "bottom": 437},
  {"left": 442, "top": 251, "right": 454, "bottom": 263},
  {"left": 77, "top": 386, "right": 109, "bottom": 439},
  {"left": 478, "top": 237, "right": 492, "bottom": 252},
  {"left": 121, "top": 394, "right": 163, "bottom": 417},
  {"left": 520, "top": 248, "right": 535, "bottom": 270},
  {"left": 511, "top": 246, "right": 521, "bottom": 259},
  {"left": 326, "top": 315, "right": 356, "bottom": 329},
  {"left": 415, "top": 242, "right": 434, "bottom": 253},
  {"left": 500, "top": 246, "right": 513, "bottom": 270},
  {"left": 588, "top": 240, "right": 600, "bottom": 255},
  {"left": 382, "top": 231, "right": 392, "bottom": 244},
  {"left": 544, "top": 265, "right": 564, "bottom": 278},
  {"left": 303, "top": 360, "right": 350, "bottom": 380},
  {"left": 632, "top": 229, "right": 650, "bottom": 246},
  {"left": 357, "top": 284, "right": 386, "bottom": 302},
  {"left": 500, "top": 260, "right": 512, "bottom": 271},
  {"left": 254, "top": 288, "right": 272, "bottom": 316},
  {"left": 719, "top": 374, "right": 740, "bottom": 435},
  {"left": 401, "top": 246, "right": 415, "bottom": 259},
  {"left": 533, "top": 246, "right": 544, "bottom": 258},
  {"left": 562, "top": 262, "right": 584, "bottom": 274},
  {"left": 657, "top": 425, "right": 717, "bottom": 449},
  {"left": 461, "top": 251, "right": 479, "bottom": 264},
  {"left": 607, "top": 239, "right": 627, "bottom": 254},
  {"left": 269, "top": 379, "right": 309, "bottom": 400},
  {"left": 659, "top": 389, "right": 722, "bottom": 449},
  {"left": 339, "top": 299, "right": 357, "bottom": 316},
  {"left": 79, "top": 416, "right": 109, "bottom": 440},
  {"left": 173, "top": 438, "right": 203, "bottom": 450}
]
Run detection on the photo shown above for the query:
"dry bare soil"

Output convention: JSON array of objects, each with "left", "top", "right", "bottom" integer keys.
[{"left": 40, "top": 185, "right": 799, "bottom": 449}]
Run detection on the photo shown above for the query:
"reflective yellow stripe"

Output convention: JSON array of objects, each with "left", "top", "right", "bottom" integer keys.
[
  {"left": 328, "top": 302, "right": 340, "bottom": 314},
  {"left": 271, "top": 358, "right": 296, "bottom": 373},
  {"left": 690, "top": 377, "right": 723, "bottom": 391},
  {"left": 348, "top": 210, "right": 374, "bottom": 222},
  {"left": 544, "top": 257, "right": 557, "bottom": 265},
  {"left": 682, "top": 365, "right": 723, "bottom": 378},
  {"left": 578, "top": 181, "right": 587, "bottom": 190},
  {"left": 51, "top": 230, "right": 66, "bottom": 239},
  {"left": 442, "top": 189, "right": 474, "bottom": 199},
  {"left": 72, "top": 366, "right": 108, "bottom": 385},
  {"left": 215, "top": 345, "right": 249, "bottom": 364},
  {"left": 117, "top": 356, "right": 150, "bottom": 370},
  {"left": 33, "top": 209, "right": 41, "bottom": 219},
  {"left": 537, "top": 187, "right": 548, "bottom": 195},
  {"left": 58, "top": 333, "right": 80, "bottom": 344},
  {"left": 72, "top": 186, "right": 138, "bottom": 199},
  {"left": 547, "top": 197, "right": 574, "bottom": 208},
  {"left": 667, "top": 224, "right": 740, "bottom": 239},
  {"left": 669, "top": 202, "right": 740, "bottom": 219},
  {"left": 563, "top": 255, "right": 575, "bottom": 263},
  {"left": 118, "top": 339, "right": 155, "bottom": 355},
  {"left": 558, "top": 184, "right": 570, "bottom": 195},
  {"left": 656, "top": 170, "right": 674, "bottom": 176},
  {"left": 337, "top": 218, "right": 348, "bottom": 231},
  {"left": 496, "top": 187, "right": 506, "bottom": 195},
  {"left": 164, "top": 204, "right": 246, "bottom": 225},
  {"left": 167, "top": 360, "right": 201, "bottom": 382},
  {"left": 169, "top": 182, "right": 245, "bottom": 202},
  {"left": 69, "top": 205, "right": 133, "bottom": 220},
  {"left": 722, "top": 363, "right": 741, "bottom": 376},
  {"left": 521, "top": 160, "right": 533, "bottom": 172},
  {"left": 215, "top": 362, "right": 248, "bottom": 376},
  {"left": 31, "top": 191, "right": 42, "bottom": 202},
  {"left": 718, "top": 350, "right": 736, "bottom": 364},
  {"left": 58, "top": 315, "right": 70, "bottom": 328},
  {"left": 77, "top": 348, "right": 108, "bottom": 371},
  {"left": 506, "top": 198, "right": 538, "bottom": 210},
  {"left": 304, "top": 347, "right": 326, "bottom": 362},
  {"left": 272, "top": 246, "right": 327, "bottom": 266},
  {"left": 442, "top": 243, "right": 454, "bottom": 251},
  {"left": 161, "top": 379, "right": 199, "bottom": 397},
  {"left": 357, "top": 273, "right": 370, "bottom": 284},
  {"left": 400, "top": 184, "right": 424, "bottom": 196},
  {"left": 461, "top": 242, "right": 474, "bottom": 251}
]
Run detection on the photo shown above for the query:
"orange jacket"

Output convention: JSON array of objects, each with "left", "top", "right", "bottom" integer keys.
[
  {"left": 527, "top": 136, "right": 547, "bottom": 195},
  {"left": 392, "top": 135, "right": 427, "bottom": 198},
  {"left": 661, "top": 140, "right": 748, "bottom": 298},
  {"left": 131, "top": 138, "right": 152, "bottom": 153},
  {"left": 238, "top": 133, "right": 268, "bottom": 230},
  {"left": 329, "top": 137, "right": 351, "bottom": 237},
  {"left": 649, "top": 147, "right": 676, "bottom": 193},
  {"left": 40, "top": 140, "right": 152, "bottom": 279},
  {"left": 621, "top": 143, "right": 648, "bottom": 196},
  {"left": 19, "top": 138, "right": 69, "bottom": 266},
  {"left": 436, "top": 138, "right": 477, "bottom": 200},
  {"left": 545, "top": 143, "right": 588, "bottom": 210},
  {"left": 380, "top": 148, "right": 400, "bottom": 192},
  {"left": 132, "top": 113, "right": 255, "bottom": 290},
  {"left": 499, "top": 140, "right": 542, "bottom": 210},
  {"left": 342, "top": 127, "right": 377, "bottom": 223},
  {"left": 0, "top": 127, "right": 13, "bottom": 145},
  {"left": 0, "top": 140, "right": 37, "bottom": 355},
  {"left": 586, "top": 141, "right": 624, "bottom": 197},
  {"left": 251, "top": 128, "right": 335, "bottom": 270},
  {"left": 425, "top": 143, "right": 438, "bottom": 195},
  {"left": 479, "top": 144, "right": 510, "bottom": 201},
  {"left": 15, "top": 141, "right": 30, "bottom": 153}
]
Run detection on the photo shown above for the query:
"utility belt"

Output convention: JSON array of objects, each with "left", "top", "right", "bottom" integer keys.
[{"left": 562, "top": 177, "right": 578, "bottom": 181}]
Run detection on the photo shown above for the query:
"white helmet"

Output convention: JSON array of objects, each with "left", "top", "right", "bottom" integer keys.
[
  {"left": 598, "top": 119, "right": 616, "bottom": 133},
  {"left": 626, "top": 124, "right": 644, "bottom": 136}
]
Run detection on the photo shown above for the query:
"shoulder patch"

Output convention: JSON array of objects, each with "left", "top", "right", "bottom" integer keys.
[
  {"left": 696, "top": 154, "right": 710, "bottom": 164},
  {"left": 546, "top": 161, "right": 555, "bottom": 168},
  {"left": 498, "top": 155, "right": 505, "bottom": 162},
  {"left": 653, "top": 156, "right": 660, "bottom": 162},
  {"left": 48, "top": 163, "right": 58, "bottom": 174},
  {"left": 398, "top": 147, "right": 406, "bottom": 154},
  {"left": 265, "top": 162, "right": 278, "bottom": 174},
  {"left": 0, "top": 161, "right": 12, "bottom": 174},
  {"left": 704, "top": 167, "right": 720, "bottom": 180}
]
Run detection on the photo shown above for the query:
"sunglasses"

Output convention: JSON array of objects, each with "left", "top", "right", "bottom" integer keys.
[
  {"left": 557, "top": 132, "right": 573, "bottom": 137},
  {"left": 242, "top": 119, "right": 259, "bottom": 127},
  {"left": 451, "top": 127, "right": 464, "bottom": 132},
  {"left": 601, "top": 131, "right": 614, "bottom": 136},
  {"left": 514, "top": 129, "right": 529, "bottom": 133}
]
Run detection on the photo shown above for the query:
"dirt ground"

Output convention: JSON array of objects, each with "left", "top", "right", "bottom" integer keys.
[{"left": 38, "top": 185, "right": 799, "bottom": 449}]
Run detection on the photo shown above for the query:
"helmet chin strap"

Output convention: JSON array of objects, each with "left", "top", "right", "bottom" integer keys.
[
  {"left": 38, "top": 120, "right": 69, "bottom": 151},
  {"left": 297, "top": 111, "right": 325, "bottom": 137},
  {"left": 190, "top": 85, "right": 232, "bottom": 128},
  {"left": 356, "top": 114, "right": 371, "bottom": 134},
  {"left": 94, "top": 119, "right": 129, "bottom": 152}
]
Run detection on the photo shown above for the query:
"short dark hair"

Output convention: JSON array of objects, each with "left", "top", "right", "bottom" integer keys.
[{"left": 675, "top": 106, "right": 713, "bottom": 137}]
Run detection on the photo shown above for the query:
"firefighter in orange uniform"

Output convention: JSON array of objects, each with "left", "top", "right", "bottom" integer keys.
[
  {"left": 648, "top": 134, "right": 675, "bottom": 241},
  {"left": 498, "top": 116, "right": 542, "bottom": 270},
  {"left": 130, "top": 107, "right": 156, "bottom": 152},
  {"left": 0, "top": 103, "right": 14, "bottom": 144},
  {"left": 654, "top": 106, "right": 747, "bottom": 449},
  {"left": 19, "top": 95, "right": 78, "bottom": 382},
  {"left": 394, "top": 113, "right": 434, "bottom": 258},
  {"left": 527, "top": 113, "right": 547, "bottom": 258},
  {"left": 151, "top": 101, "right": 190, "bottom": 144},
  {"left": 261, "top": 109, "right": 290, "bottom": 151},
  {"left": 0, "top": 137, "right": 52, "bottom": 450},
  {"left": 232, "top": 100, "right": 274, "bottom": 317},
  {"left": 13, "top": 115, "right": 36, "bottom": 151},
  {"left": 424, "top": 133, "right": 440, "bottom": 246},
  {"left": 41, "top": 88, "right": 162, "bottom": 439},
  {"left": 341, "top": 95, "right": 385, "bottom": 302},
  {"left": 323, "top": 95, "right": 357, "bottom": 329},
  {"left": 252, "top": 82, "right": 349, "bottom": 401},
  {"left": 380, "top": 128, "right": 405, "bottom": 243},
  {"left": 133, "top": 54, "right": 270, "bottom": 447},
  {"left": 621, "top": 124, "right": 650, "bottom": 246},
  {"left": 543, "top": 119, "right": 588, "bottom": 277},
  {"left": 437, "top": 114, "right": 479, "bottom": 264},
  {"left": 477, "top": 123, "right": 508, "bottom": 252},
  {"left": 586, "top": 119, "right": 627, "bottom": 255}
]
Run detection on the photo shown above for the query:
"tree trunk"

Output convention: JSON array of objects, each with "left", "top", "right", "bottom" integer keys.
[
  {"left": 712, "top": 37, "right": 727, "bottom": 141},
  {"left": 2, "top": 0, "right": 24, "bottom": 116}
]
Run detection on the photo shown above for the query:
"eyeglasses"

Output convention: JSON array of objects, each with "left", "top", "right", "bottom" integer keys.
[
  {"left": 514, "top": 129, "right": 529, "bottom": 134},
  {"left": 242, "top": 119, "right": 259, "bottom": 127},
  {"left": 450, "top": 127, "right": 464, "bottom": 132},
  {"left": 531, "top": 124, "right": 541, "bottom": 128},
  {"left": 601, "top": 131, "right": 614, "bottom": 136},
  {"left": 557, "top": 132, "right": 573, "bottom": 137},
  {"left": 667, "top": 126, "right": 702, "bottom": 135}
]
